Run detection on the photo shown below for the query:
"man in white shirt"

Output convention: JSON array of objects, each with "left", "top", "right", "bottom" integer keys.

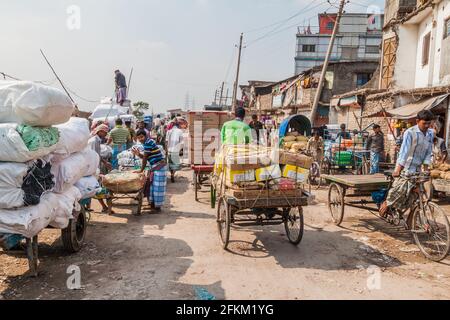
[{"left": 166, "top": 121, "right": 184, "bottom": 183}]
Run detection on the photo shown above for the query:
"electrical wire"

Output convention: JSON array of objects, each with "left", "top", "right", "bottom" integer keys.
[
  {"left": 243, "top": 0, "right": 322, "bottom": 35},
  {"left": 246, "top": 1, "right": 329, "bottom": 47}
]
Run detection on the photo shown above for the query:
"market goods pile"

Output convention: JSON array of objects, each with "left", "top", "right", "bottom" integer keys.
[
  {"left": 213, "top": 144, "right": 312, "bottom": 199},
  {"left": 431, "top": 163, "right": 450, "bottom": 181},
  {"left": 0, "top": 81, "right": 99, "bottom": 239}
]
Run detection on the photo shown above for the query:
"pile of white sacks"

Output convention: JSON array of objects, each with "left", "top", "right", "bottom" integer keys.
[{"left": 0, "top": 81, "right": 100, "bottom": 238}]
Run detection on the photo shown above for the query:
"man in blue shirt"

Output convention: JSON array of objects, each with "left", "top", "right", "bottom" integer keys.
[{"left": 380, "top": 110, "right": 435, "bottom": 217}]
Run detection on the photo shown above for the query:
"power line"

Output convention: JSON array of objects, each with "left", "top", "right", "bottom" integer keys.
[
  {"left": 246, "top": 1, "right": 329, "bottom": 47},
  {"left": 244, "top": 0, "right": 322, "bottom": 35}
]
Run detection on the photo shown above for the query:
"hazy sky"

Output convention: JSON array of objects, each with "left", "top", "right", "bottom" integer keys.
[{"left": 1, "top": 0, "right": 383, "bottom": 112}]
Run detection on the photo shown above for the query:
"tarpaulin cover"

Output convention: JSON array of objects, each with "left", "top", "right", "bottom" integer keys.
[
  {"left": 279, "top": 115, "right": 312, "bottom": 140},
  {"left": 16, "top": 125, "right": 59, "bottom": 152},
  {"left": 0, "top": 81, "right": 74, "bottom": 126},
  {"left": 364, "top": 94, "right": 449, "bottom": 119},
  {"left": 0, "top": 123, "right": 59, "bottom": 163}
]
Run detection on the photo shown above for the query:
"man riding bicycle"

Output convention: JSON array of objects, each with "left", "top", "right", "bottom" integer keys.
[{"left": 379, "top": 110, "right": 435, "bottom": 217}]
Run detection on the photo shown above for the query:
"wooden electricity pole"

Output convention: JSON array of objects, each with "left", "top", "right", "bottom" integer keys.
[
  {"left": 232, "top": 33, "right": 244, "bottom": 112},
  {"left": 309, "top": 0, "right": 346, "bottom": 126}
]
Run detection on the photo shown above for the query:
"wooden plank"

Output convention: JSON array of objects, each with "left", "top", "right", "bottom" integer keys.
[{"left": 322, "top": 174, "right": 389, "bottom": 189}]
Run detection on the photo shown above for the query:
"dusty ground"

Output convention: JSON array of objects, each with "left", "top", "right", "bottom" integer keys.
[{"left": 1, "top": 168, "right": 449, "bottom": 300}]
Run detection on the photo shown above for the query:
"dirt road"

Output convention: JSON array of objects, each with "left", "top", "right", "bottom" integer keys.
[{"left": 1, "top": 169, "right": 449, "bottom": 300}]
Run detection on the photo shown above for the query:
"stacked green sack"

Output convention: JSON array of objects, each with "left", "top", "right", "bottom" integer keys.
[{"left": 16, "top": 125, "right": 60, "bottom": 152}]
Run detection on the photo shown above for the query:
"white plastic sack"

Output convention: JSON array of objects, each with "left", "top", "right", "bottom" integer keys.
[
  {"left": 0, "top": 186, "right": 81, "bottom": 238},
  {"left": 100, "top": 144, "right": 112, "bottom": 159},
  {"left": 0, "top": 123, "right": 58, "bottom": 162},
  {"left": 53, "top": 117, "right": 91, "bottom": 160},
  {"left": 0, "top": 163, "right": 28, "bottom": 209},
  {"left": 0, "top": 81, "right": 74, "bottom": 126},
  {"left": 52, "top": 148, "right": 100, "bottom": 193},
  {"left": 74, "top": 176, "right": 101, "bottom": 200}
]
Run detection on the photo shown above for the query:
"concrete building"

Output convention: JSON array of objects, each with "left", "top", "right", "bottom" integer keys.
[
  {"left": 295, "top": 13, "right": 384, "bottom": 75},
  {"left": 330, "top": 0, "right": 450, "bottom": 161},
  {"left": 381, "top": 0, "right": 450, "bottom": 89}
]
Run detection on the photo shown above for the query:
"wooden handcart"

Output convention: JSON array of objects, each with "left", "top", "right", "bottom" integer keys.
[
  {"left": 322, "top": 173, "right": 450, "bottom": 262},
  {"left": 322, "top": 174, "right": 390, "bottom": 226},
  {"left": 0, "top": 205, "right": 87, "bottom": 277},
  {"left": 192, "top": 165, "right": 214, "bottom": 202},
  {"left": 213, "top": 186, "right": 310, "bottom": 250}
]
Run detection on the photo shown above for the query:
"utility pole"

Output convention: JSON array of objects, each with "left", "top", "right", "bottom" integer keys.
[
  {"left": 219, "top": 81, "right": 225, "bottom": 107},
  {"left": 232, "top": 33, "right": 244, "bottom": 112},
  {"left": 309, "top": 0, "right": 346, "bottom": 126},
  {"left": 225, "top": 88, "right": 230, "bottom": 108},
  {"left": 214, "top": 90, "right": 218, "bottom": 104}
]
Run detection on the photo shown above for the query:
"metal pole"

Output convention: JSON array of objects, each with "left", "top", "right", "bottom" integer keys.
[
  {"left": 219, "top": 81, "right": 225, "bottom": 107},
  {"left": 309, "top": 0, "right": 346, "bottom": 126},
  {"left": 39, "top": 49, "right": 76, "bottom": 104},
  {"left": 232, "top": 33, "right": 244, "bottom": 112}
]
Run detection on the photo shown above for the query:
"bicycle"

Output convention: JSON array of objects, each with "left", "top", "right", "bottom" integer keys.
[{"left": 384, "top": 172, "right": 450, "bottom": 262}]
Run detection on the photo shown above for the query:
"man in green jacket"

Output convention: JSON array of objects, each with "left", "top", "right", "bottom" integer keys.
[{"left": 221, "top": 107, "right": 252, "bottom": 145}]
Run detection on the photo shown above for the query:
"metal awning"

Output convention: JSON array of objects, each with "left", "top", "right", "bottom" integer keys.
[{"left": 365, "top": 94, "right": 449, "bottom": 119}]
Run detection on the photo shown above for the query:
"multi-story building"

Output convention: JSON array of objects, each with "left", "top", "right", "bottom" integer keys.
[
  {"left": 295, "top": 13, "right": 384, "bottom": 75},
  {"left": 381, "top": 0, "right": 450, "bottom": 89}
]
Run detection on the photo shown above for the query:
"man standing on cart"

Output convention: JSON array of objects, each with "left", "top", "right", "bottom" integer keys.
[
  {"left": 380, "top": 110, "right": 434, "bottom": 217},
  {"left": 366, "top": 124, "right": 385, "bottom": 174}
]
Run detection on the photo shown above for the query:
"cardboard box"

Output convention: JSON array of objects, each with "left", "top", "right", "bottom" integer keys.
[
  {"left": 225, "top": 168, "right": 255, "bottom": 184},
  {"left": 219, "top": 113, "right": 233, "bottom": 125},
  {"left": 188, "top": 111, "right": 220, "bottom": 126},
  {"left": 226, "top": 188, "right": 303, "bottom": 199},
  {"left": 279, "top": 150, "right": 313, "bottom": 169},
  {"left": 282, "top": 165, "right": 309, "bottom": 183},
  {"left": 255, "top": 165, "right": 282, "bottom": 182}
]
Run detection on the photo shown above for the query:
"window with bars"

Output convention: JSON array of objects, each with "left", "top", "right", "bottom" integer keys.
[
  {"left": 302, "top": 45, "right": 316, "bottom": 52},
  {"left": 365, "top": 45, "right": 379, "bottom": 54},
  {"left": 422, "top": 32, "right": 431, "bottom": 66}
]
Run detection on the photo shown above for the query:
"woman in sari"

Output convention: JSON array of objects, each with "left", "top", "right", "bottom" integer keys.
[{"left": 133, "top": 130, "right": 167, "bottom": 211}]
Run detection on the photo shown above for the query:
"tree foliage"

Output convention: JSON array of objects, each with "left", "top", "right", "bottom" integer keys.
[{"left": 132, "top": 101, "right": 149, "bottom": 120}]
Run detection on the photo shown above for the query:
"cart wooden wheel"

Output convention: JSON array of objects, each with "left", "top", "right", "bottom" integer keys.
[
  {"left": 328, "top": 183, "right": 345, "bottom": 226},
  {"left": 284, "top": 207, "right": 304, "bottom": 245},
  {"left": 217, "top": 197, "right": 231, "bottom": 250},
  {"left": 135, "top": 191, "right": 143, "bottom": 216},
  {"left": 62, "top": 206, "right": 87, "bottom": 253}
]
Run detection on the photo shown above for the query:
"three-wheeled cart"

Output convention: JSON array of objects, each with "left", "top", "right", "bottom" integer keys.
[
  {"left": 322, "top": 173, "right": 450, "bottom": 261},
  {"left": 192, "top": 165, "right": 214, "bottom": 202},
  {"left": 215, "top": 191, "right": 310, "bottom": 250}
]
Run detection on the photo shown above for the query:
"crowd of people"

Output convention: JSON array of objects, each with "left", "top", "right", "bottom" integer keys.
[{"left": 88, "top": 112, "right": 188, "bottom": 214}]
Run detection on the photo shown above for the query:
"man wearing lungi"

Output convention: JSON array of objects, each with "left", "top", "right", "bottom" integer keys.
[
  {"left": 107, "top": 118, "right": 131, "bottom": 170},
  {"left": 133, "top": 130, "right": 167, "bottom": 212},
  {"left": 379, "top": 110, "right": 435, "bottom": 217},
  {"left": 114, "top": 69, "right": 127, "bottom": 106}
]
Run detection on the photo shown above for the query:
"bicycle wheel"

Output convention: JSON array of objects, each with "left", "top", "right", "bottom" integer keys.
[
  {"left": 217, "top": 197, "right": 231, "bottom": 250},
  {"left": 284, "top": 207, "right": 304, "bottom": 245},
  {"left": 328, "top": 183, "right": 345, "bottom": 226},
  {"left": 411, "top": 202, "right": 450, "bottom": 262}
]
